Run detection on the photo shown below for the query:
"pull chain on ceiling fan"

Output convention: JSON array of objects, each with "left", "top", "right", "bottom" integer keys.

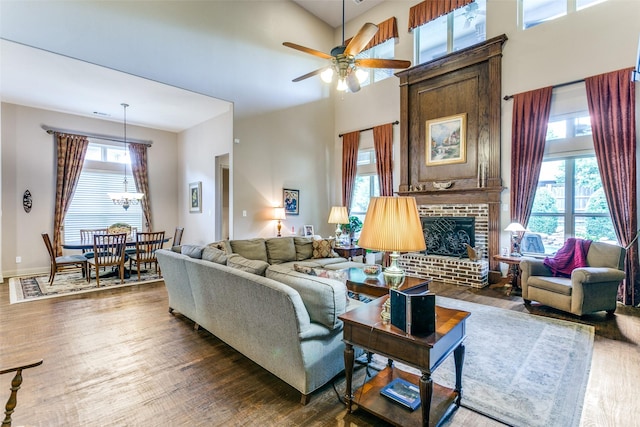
[{"left": 283, "top": 0, "right": 411, "bottom": 93}]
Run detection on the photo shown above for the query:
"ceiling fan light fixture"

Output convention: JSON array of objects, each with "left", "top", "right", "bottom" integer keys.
[
  {"left": 346, "top": 71, "right": 361, "bottom": 93},
  {"left": 336, "top": 78, "right": 348, "bottom": 92},
  {"left": 355, "top": 67, "right": 368, "bottom": 83},
  {"left": 321, "top": 67, "right": 335, "bottom": 83}
]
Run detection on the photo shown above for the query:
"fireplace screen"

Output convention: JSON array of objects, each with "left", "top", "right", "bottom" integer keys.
[{"left": 421, "top": 217, "right": 475, "bottom": 257}]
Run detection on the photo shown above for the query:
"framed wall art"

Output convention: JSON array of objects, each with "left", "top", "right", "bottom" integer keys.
[
  {"left": 425, "top": 113, "right": 467, "bottom": 166},
  {"left": 283, "top": 188, "right": 299, "bottom": 215},
  {"left": 189, "top": 181, "right": 202, "bottom": 213}
]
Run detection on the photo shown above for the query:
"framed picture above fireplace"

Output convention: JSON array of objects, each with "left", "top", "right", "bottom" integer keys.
[{"left": 425, "top": 113, "right": 467, "bottom": 166}]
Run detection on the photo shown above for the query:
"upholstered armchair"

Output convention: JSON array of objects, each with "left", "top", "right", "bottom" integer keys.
[{"left": 520, "top": 241, "right": 626, "bottom": 316}]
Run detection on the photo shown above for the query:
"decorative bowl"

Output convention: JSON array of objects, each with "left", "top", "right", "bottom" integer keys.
[{"left": 362, "top": 264, "right": 381, "bottom": 277}]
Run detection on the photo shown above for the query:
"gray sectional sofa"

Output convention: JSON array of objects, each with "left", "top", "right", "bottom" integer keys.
[{"left": 156, "top": 236, "right": 364, "bottom": 404}]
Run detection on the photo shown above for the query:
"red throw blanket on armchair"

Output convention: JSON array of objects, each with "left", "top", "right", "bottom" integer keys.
[{"left": 543, "top": 238, "right": 592, "bottom": 278}]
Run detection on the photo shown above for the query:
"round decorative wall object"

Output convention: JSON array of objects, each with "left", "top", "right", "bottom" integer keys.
[{"left": 23, "top": 190, "right": 32, "bottom": 213}]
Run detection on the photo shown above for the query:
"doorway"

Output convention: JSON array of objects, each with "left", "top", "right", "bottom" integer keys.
[{"left": 215, "top": 154, "right": 230, "bottom": 241}]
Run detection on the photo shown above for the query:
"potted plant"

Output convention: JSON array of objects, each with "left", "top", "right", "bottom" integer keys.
[{"left": 341, "top": 216, "right": 363, "bottom": 245}]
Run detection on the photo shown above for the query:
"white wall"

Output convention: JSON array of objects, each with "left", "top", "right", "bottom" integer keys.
[
  {"left": 234, "top": 98, "right": 335, "bottom": 239},
  {"left": 334, "top": 0, "right": 640, "bottom": 252},
  {"left": 0, "top": 103, "right": 180, "bottom": 277},
  {"left": 177, "top": 107, "right": 234, "bottom": 245}
]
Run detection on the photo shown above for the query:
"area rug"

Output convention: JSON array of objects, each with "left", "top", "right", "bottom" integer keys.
[
  {"left": 365, "top": 296, "right": 594, "bottom": 427},
  {"left": 8, "top": 269, "right": 162, "bottom": 304}
]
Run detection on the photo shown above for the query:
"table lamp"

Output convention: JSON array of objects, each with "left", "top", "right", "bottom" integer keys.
[
  {"left": 505, "top": 222, "right": 526, "bottom": 256},
  {"left": 327, "top": 206, "right": 349, "bottom": 246},
  {"left": 274, "top": 207, "right": 286, "bottom": 237},
  {"left": 357, "top": 197, "right": 426, "bottom": 322}
]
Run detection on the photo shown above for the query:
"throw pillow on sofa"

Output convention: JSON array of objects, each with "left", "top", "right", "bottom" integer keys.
[
  {"left": 227, "top": 253, "right": 270, "bottom": 276},
  {"left": 181, "top": 245, "right": 204, "bottom": 259},
  {"left": 293, "top": 264, "right": 347, "bottom": 283},
  {"left": 312, "top": 239, "right": 338, "bottom": 259},
  {"left": 266, "top": 237, "right": 297, "bottom": 264},
  {"left": 202, "top": 246, "right": 227, "bottom": 265}
]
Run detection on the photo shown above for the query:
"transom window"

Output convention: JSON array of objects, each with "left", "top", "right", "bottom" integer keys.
[
  {"left": 64, "top": 140, "right": 143, "bottom": 243},
  {"left": 414, "top": 0, "right": 486, "bottom": 65},
  {"left": 520, "top": 0, "right": 608, "bottom": 30}
]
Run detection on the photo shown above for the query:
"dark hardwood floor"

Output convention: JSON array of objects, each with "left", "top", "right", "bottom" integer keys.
[{"left": 1, "top": 277, "right": 638, "bottom": 426}]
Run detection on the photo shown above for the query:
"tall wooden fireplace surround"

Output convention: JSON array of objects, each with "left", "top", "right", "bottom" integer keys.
[{"left": 396, "top": 35, "right": 507, "bottom": 274}]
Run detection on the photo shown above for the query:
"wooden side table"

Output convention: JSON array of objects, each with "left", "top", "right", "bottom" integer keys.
[
  {"left": 339, "top": 298, "right": 470, "bottom": 427},
  {"left": 493, "top": 254, "right": 523, "bottom": 296},
  {"left": 334, "top": 244, "right": 365, "bottom": 261}
]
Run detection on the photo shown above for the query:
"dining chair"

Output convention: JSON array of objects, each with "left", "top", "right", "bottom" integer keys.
[
  {"left": 42, "top": 232, "right": 89, "bottom": 285},
  {"left": 128, "top": 231, "right": 166, "bottom": 280},
  {"left": 88, "top": 233, "right": 127, "bottom": 287},
  {"left": 79, "top": 228, "right": 107, "bottom": 258},
  {"left": 2, "top": 359, "right": 43, "bottom": 427},
  {"left": 173, "top": 227, "right": 184, "bottom": 246}
]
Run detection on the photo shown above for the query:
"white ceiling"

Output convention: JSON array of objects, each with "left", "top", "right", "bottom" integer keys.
[
  {"left": 0, "top": 1, "right": 379, "bottom": 133},
  {"left": 0, "top": 40, "right": 232, "bottom": 133},
  {"left": 293, "top": 0, "right": 384, "bottom": 28}
]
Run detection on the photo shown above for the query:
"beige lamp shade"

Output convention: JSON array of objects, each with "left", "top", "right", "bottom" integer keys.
[
  {"left": 358, "top": 197, "right": 426, "bottom": 253},
  {"left": 327, "top": 206, "right": 349, "bottom": 224},
  {"left": 505, "top": 222, "right": 526, "bottom": 232},
  {"left": 273, "top": 207, "right": 287, "bottom": 220}
]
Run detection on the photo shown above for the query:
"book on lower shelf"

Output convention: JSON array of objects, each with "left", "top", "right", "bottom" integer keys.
[{"left": 380, "top": 378, "right": 421, "bottom": 411}]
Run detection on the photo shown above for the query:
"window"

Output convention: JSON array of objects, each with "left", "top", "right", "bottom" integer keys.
[
  {"left": 414, "top": 0, "right": 486, "bottom": 65},
  {"left": 526, "top": 101, "right": 616, "bottom": 255},
  {"left": 350, "top": 149, "right": 379, "bottom": 221},
  {"left": 355, "top": 39, "right": 395, "bottom": 88},
  {"left": 520, "top": 0, "right": 607, "bottom": 30},
  {"left": 64, "top": 140, "right": 143, "bottom": 243}
]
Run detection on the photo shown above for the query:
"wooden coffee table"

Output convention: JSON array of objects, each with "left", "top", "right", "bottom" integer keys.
[
  {"left": 344, "top": 267, "right": 430, "bottom": 298},
  {"left": 339, "top": 297, "right": 469, "bottom": 427}
]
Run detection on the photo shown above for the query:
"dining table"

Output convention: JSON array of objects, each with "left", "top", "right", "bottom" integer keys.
[{"left": 62, "top": 237, "right": 171, "bottom": 279}]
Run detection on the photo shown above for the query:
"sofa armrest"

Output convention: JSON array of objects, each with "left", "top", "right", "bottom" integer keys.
[
  {"left": 571, "top": 267, "right": 626, "bottom": 284},
  {"left": 520, "top": 257, "right": 552, "bottom": 277}
]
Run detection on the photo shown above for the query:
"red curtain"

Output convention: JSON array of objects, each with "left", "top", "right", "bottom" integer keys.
[
  {"left": 585, "top": 68, "right": 638, "bottom": 306},
  {"left": 342, "top": 131, "right": 360, "bottom": 212},
  {"left": 510, "top": 87, "right": 553, "bottom": 226},
  {"left": 373, "top": 123, "right": 394, "bottom": 196},
  {"left": 408, "top": 0, "right": 474, "bottom": 31},
  {"left": 128, "top": 143, "right": 153, "bottom": 231},
  {"left": 54, "top": 133, "right": 89, "bottom": 256}
]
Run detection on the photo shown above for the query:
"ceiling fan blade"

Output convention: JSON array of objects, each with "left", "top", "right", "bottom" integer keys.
[
  {"left": 292, "top": 68, "right": 325, "bottom": 83},
  {"left": 283, "top": 42, "right": 332, "bottom": 60},
  {"left": 356, "top": 58, "right": 412, "bottom": 69},
  {"left": 344, "top": 23, "right": 378, "bottom": 57},
  {"left": 346, "top": 73, "right": 361, "bottom": 93}
]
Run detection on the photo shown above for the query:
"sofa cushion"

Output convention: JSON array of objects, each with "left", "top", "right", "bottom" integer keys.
[
  {"left": 181, "top": 245, "right": 204, "bottom": 259},
  {"left": 266, "top": 237, "right": 297, "bottom": 264},
  {"left": 312, "top": 239, "right": 338, "bottom": 259},
  {"left": 266, "top": 264, "right": 347, "bottom": 330},
  {"left": 226, "top": 253, "right": 270, "bottom": 276},
  {"left": 202, "top": 246, "right": 228, "bottom": 265},
  {"left": 294, "top": 237, "right": 314, "bottom": 261},
  {"left": 229, "top": 238, "right": 268, "bottom": 263},
  {"left": 207, "top": 240, "right": 230, "bottom": 254}
]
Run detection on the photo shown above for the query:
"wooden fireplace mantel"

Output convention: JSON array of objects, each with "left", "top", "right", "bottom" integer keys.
[{"left": 396, "top": 35, "right": 507, "bottom": 271}]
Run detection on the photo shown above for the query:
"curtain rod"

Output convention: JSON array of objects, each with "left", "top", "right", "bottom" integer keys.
[
  {"left": 42, "top": 125, "right": 153, "bottom": 146},
  {"left": 338, "top": 120, "right": 399, "bottom": 138},
  {"left": 503, "top": 78, "right": 585, "bottom": 101}
]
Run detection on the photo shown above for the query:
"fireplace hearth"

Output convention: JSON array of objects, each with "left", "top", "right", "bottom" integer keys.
[{"left": 421, "top": 217, "right": 475, "bottom": 257}]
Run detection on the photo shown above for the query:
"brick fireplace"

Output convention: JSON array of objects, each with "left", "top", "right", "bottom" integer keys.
[{"left": 398, "top": 204, "right": 490, "bottom": 288}]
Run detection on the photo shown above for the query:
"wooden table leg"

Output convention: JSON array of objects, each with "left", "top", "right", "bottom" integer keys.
[
  {"left": 419, "top": 371, "right": 433, "bottom": 427},
  {"left": 344, "top": 343, "right": 354, "bottom": 413},
  {"left": 454, "top": 343, "right": 465, "bottom": 406}
]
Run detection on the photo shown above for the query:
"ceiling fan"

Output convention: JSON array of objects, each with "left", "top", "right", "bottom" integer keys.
[{"left": 283, "top": 0, "right": 411, "bottom": 93}]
